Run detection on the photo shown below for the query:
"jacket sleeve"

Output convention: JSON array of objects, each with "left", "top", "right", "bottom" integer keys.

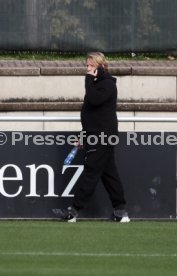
[{"left": 85, "top": 74, "right": 112, "bottom": 106}]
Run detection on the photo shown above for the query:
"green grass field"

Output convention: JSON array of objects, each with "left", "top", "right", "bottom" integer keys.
[{"left": 0, "top": 221, "right": 177, "bottom": 276}]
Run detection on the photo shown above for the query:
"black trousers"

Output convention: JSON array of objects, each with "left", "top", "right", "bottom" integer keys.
[{"left": 73, "top": 143, "right": 126, "bottom": 210}]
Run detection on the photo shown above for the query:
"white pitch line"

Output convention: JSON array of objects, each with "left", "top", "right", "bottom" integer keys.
[{"left": 0, "top": 252, "right": 176, "bottom": 258}]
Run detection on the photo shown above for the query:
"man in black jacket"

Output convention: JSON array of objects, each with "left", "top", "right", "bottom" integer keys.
[{"left": 53, "top": 52, "right": 130, "bottom": 223}]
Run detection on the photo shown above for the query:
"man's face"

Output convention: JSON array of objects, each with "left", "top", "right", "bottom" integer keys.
[{"left": 86, "top": 59, "right": 96, "bottom": 73}]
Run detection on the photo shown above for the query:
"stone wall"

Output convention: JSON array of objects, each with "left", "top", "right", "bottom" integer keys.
[{"left": 0, "top": 60, "right": 177, "bottom": 131}]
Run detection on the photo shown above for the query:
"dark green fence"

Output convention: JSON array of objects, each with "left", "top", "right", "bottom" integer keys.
[{"left": 0, "top": 0, "right": 177, "bottom": 52}]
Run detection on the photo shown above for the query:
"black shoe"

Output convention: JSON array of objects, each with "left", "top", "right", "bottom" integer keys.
[
  {"left": 113, "top": 209, "right": 130, "bottom": 223},
  {"left": 52, "top": 206, "right": 78, "bottom": 222}
]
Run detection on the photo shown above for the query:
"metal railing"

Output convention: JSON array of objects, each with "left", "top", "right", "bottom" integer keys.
[{"left": 0, "top": 116, "right": 177, "bottom": 122}]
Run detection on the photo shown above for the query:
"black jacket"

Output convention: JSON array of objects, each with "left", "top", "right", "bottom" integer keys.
[{"left": 81, "top": 70, "right": 118, "bottom": 135}]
